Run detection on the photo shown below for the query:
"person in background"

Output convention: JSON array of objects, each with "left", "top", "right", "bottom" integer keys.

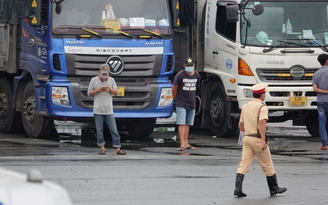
[
  {"left": 234, "top": 82, "right": 287, "bottom": 197},
  {"left": 88, "top": 64, "right": 126, "bottom": 155},
  {"left": 172, "top": 57, "right": 200, "bottom": 151},
  {"left": 312, "top": 54, "right": 328, "bottom": 150}
]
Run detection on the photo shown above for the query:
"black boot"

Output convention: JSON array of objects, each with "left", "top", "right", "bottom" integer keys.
[
  {"left": 233, "top": 173, "right": 247, "bottom": 197},
  {"left": 267, "top": 174, "right": 287, "bottom": 196}
]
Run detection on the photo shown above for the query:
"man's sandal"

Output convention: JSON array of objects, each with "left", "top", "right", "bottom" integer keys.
[
  {"left": 116, "top": 150, "right": 126, "bottom": 155},
  {"left": 99, "top": 150, "right": 106, "bottom": 155},
  {"left": 185, "top": 145, "right": 197, "bottom": 150},
  {"left": 177, "top": 147, "right": 185, "bottom": 151}
]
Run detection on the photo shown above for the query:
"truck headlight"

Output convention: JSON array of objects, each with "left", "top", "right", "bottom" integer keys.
[
  {"left": 243, "top": 88, "right": 253, "bottom": 98},
  {"left": 158, "top": 88, "right": 173, "bottom": 107},
  {"left": 52, "top": 87, "right": 70, "bottom": 106}
]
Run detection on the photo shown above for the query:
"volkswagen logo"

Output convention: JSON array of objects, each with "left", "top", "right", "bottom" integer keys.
[
  {"left": 106, "top": 56, "right": 124, "bottom": 75},
  {"left": 290, "top": 66, "right": 305, "bottom": 78}
]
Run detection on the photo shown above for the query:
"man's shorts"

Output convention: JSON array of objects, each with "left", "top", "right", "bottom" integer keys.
[{"left": 176, "top": 107, "right": 195, "bottom": 125}]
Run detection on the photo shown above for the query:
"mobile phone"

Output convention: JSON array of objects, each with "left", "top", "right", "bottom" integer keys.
[{"left": 102, "top": 86, "right": 106, "bottom": 89}]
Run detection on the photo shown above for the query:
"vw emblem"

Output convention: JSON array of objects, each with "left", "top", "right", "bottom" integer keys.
[
  {"left": 290, "top": 66, "right": 305, "bottom": 78},
  {"left": 106, "top": 56, "right": 124, "bottom": 75}
]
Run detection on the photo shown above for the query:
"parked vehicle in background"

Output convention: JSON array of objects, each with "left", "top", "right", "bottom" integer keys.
[
  {"left": 169, "top": 0, "right": 327, "bottom": 137},
  {"left": 0, "top": 0, "right": 174, "bottom": 139}
]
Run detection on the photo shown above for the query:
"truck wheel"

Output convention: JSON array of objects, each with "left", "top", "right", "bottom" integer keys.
[
  {"left": 223, "top": 117, "right": 239, "bottom": 137},
  {"left": 0, "top": 78, "right": 23, "bottom": 133},
  {"left": 21, "top": 82, "right": 54, "bottom": 138},
  {"left": 206, "top": 83, "right": 228, "bottom": 137},
  {"left": 126, "top": 118, "right": 156, "bottom": 138},
  {"left": 304, "top": 110, "right": 328, "bottom": 137}
]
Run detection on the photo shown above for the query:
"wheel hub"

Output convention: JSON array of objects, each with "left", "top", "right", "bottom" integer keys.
[
  {"left": 0, "top": 90, "right": 8, "bottom": 121},
  {"left": 210, "top": 94, "right": 222, "bottom": 124},
  {"left": 23, "top": 95, "right": 36, "bottom": 126}
]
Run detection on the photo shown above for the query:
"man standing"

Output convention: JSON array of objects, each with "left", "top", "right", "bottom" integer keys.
[
  {"left": 172, "top": 57, "right": 200, "bottom": 151},
  {"left": 312, "top": 54, "right": 328, "bottom": 150},
  {"left": 233, "top": 82, "right": 286, "bottom": 197},
  {"left": 88, "top": 64, "right": 126, "bottom": 155}
]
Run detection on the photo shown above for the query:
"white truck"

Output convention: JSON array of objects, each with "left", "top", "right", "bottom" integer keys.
[{"left": 171, "top": 0, "right": 327, "bottom": 137}]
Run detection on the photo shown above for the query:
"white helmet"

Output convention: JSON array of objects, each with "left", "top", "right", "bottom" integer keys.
[{"left": 256, "top": 31, "right": 268, "bottom": 44}]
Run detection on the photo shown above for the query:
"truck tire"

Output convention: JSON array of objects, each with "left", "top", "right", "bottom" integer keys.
[
  {"left": 21, "top": 82, "right": 54, "bottom": 138},
  {"left": 223, "top": 117, "right": 239, "bottom": 138},
  {"left": 126, "top": 118, "right": 156, "bottom": 138},
  {"left": 304, "top": 110, "right": 328, "bottom": 137},
  {"left": 0, "top": 78, "right": 23, "bottom": 133},
  {"left": 206, "top": 83, "right": 228, "bottom": 137}
]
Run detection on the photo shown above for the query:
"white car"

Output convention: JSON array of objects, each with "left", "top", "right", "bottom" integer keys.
[{"left": 0, "top": 168, "right": 73, "bottom": 205}]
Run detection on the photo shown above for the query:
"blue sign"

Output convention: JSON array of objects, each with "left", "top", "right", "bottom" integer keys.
[{"left": 226, "top": 58, "right": 233, "bottom": 70}]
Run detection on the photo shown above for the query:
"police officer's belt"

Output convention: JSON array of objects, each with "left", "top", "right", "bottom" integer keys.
[{"left": 247, "top": 134, "right": 261, "bottom": 138}]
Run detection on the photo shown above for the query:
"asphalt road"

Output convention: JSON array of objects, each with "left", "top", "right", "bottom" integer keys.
[{"left": 0, "top": 125, "right": 328, "bottom": 205}]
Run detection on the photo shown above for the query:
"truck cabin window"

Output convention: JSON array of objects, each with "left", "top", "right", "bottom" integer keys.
[
  {"left": 241, "top": 1, "right": 328, "bottom": 47},
  {"left": 52, "top": 0, "right": 171, "bottom": 35},
  {"left": 216, "top": 3, "right": 237, "bottom": 42}
]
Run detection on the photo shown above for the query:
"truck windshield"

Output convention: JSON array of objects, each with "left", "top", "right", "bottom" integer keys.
[
  {"left": 241, "top": 1, "right": 328, "bottom": 48},
  {"left": 52, "top": 0, "right": 171, "bottom": 35}
]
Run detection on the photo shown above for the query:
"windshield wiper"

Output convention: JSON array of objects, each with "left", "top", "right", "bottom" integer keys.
[
  {"left": 53, "top": 26, "right": 103, "bottom": 38},
  {"left": 81, "top": 27, "right": 102, "bottom": 38},
  {"left": 263, "top": 40, "right": 310, "bottom": 53},
  {"left": 307, "top": 39, "right": 328, "bottom": 52},
  {"left": 55, "top": 25, "right": 135, "bottom": 38},
  {"left": 117, "top": 28, "right": 164, "bottom": 39},
  {"left": 138, "top": 29, "right": 164, "bottom": 39},
  {"left": 111, "top": 28, "right": 133, "bottom": 38},
  {"left": 83, "top": 26, "right": 133, "bottom": 38}
]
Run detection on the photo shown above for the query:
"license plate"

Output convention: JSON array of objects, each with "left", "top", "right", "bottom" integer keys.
[
  {"left": 289, "top": 96, "right": 306, "bottom": 107},
  {"left": 116, "top": 87, "right": 125, "bottom": 97}
]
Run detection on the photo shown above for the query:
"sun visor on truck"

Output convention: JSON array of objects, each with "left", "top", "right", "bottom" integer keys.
[{"left": 0, "top": 0, "right": 19, "bottom": 24}]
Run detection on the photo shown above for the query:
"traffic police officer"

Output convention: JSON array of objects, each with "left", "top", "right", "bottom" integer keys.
[{"left": 233, "top": 82, "right": 287, "bottom": 197}]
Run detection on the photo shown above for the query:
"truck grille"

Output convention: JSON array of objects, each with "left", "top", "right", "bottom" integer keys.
[
  {"left": 80, "top": 84, "right": 156, "bottom": 109},
  {"left": 256, "top": 67, "right": 318, "bottom": 82},
  {"left": 65, "top": 54, "right": 164, "bottom": 110},
  {"left": 65, "top": 54, "right": 162, "bottom": 77}
]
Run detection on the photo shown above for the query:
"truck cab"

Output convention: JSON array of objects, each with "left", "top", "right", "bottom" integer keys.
[
  {"left": 172, "top": 0, "right": 328, "bottom": 137},
  {"left": 0, "top": 0, "right": 175, "bottom": 138}
]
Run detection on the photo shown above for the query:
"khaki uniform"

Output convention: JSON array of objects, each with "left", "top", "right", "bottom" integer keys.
[{"left": 237, "top": 99, "right": 276, "bottom": 176}]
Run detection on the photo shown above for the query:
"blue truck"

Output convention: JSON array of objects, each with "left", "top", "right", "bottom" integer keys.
[{"left": 0, "top": 0, "right": 174, "bottom": 138}]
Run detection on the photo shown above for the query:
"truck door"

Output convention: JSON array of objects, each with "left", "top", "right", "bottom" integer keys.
[
  {"left": 204, "top": 1, "right": 239, "bottom": 137},
  {"left": 20, "top": 0, "right": 54, "bottom": 139},
  {"left": 204, "top": 1, "right": 214, "bottom": 69},
  {"left": 211, "top": 1, "right": 237, "bottom": 74},
  {"left": 22, "top": 0, "right": 49, "bottom": 74}
]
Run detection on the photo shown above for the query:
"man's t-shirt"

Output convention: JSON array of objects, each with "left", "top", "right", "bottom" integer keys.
[
  {"left": 87, "top": 76, "right": 118, "bottom": 115},
  {"left": 312, "top": 66, "right": 328, "bottom": 102},
  {"left": 173, "top": 70, "right": 199, "bottom": 110}
]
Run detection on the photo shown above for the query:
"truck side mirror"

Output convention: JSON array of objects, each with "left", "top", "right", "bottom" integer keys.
[
  {"left": 55, "top": 3, "right": 62, "bottom": 14},
  {"left": 53, "top": 0, "right": 64, "bottom": 14},
  {"left": 226, "top": 5, "right": 239, "bottom": 22},
  {"left": 252, "top": 4, "right": 264, "bottom": 15}
]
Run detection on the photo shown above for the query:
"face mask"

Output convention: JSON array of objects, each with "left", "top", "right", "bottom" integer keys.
[
  {"left": 100, "top": 75, "right": 108, "bottom": 80},
  {"left": 185, "top": 66, "right": 194, "bottom": 73}
]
